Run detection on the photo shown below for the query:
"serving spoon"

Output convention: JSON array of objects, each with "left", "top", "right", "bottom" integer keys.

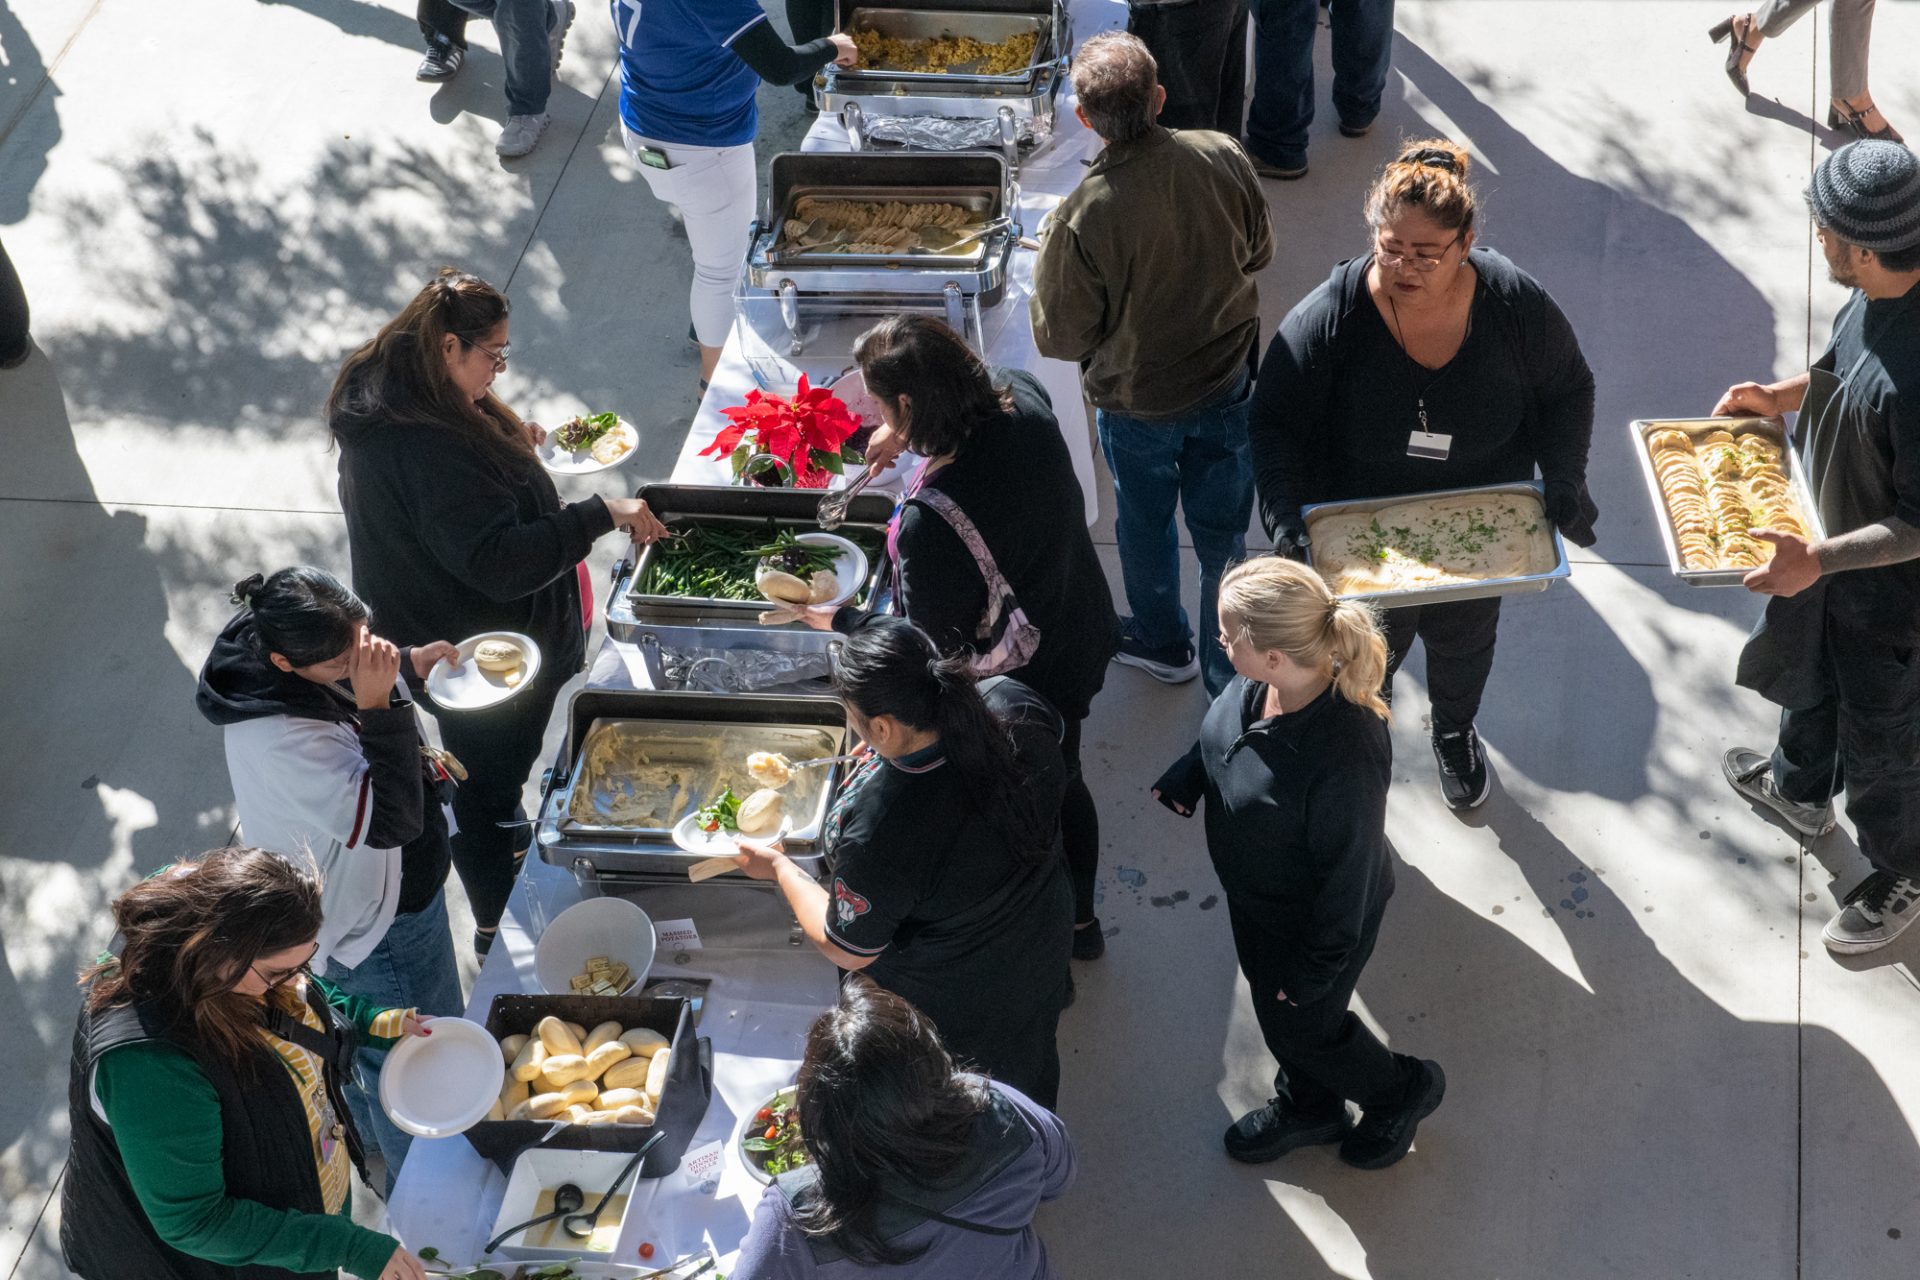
[
  {"left": 561, "top": 1132, "right": 665, "bottom": 1240},
  {"left": 481, "top": 1182, "right": 584, "bottom": 1254}
]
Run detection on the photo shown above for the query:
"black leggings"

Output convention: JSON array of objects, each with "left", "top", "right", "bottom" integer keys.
[
  {"left": 0, "top": 237, "right": 28, "bottom": 360},
  {"left": 1061, "top": 715, "right": 1100, "bottom": 924}
]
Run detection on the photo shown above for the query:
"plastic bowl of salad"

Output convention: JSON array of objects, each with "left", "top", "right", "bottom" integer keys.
[{"left": 733, "top": 1085, "right": 808, "bottom": 1184}]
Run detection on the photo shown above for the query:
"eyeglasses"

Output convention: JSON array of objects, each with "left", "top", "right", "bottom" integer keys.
[
  {"left": 1374, "top": 233, "right": 1464, "bottom": 273},
  {"left": 466, "top": 337, "right": 511, "bottom": 371},
  {"left": 250, "top": 945, "right": 318, "bottom": 989}
]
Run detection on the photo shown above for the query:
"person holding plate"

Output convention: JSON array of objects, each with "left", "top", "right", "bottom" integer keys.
[
  {"left": 1248, "top": 139, "right": 1599, "bottom": 811},
  {"left": 733, "top": 616, "right": 1074, "bottom": 1107},
  {"left": 328, "top": 268, "right": 668, "bottom": 958},
  {"left": 63, "top": 847, "right": 432, "bottom": 1280},
  {"left": 195, "top": 566, "right": 462, "bottom": 1194}
]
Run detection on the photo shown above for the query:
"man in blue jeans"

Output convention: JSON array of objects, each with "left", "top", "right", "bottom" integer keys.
[
  {"left": 446, "top": 0, "right": 577, "bottom": 158},
  {"left": 1244, "top": 0, "right": 1395, "bottom": 180},
  {"left": 1032, "top": 32, "right": 1272, "bottom": 694}
]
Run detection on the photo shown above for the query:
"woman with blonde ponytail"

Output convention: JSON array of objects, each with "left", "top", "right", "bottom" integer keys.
[{"left": 1153, "top": 556, "right": 1444, "bottom": 1172}]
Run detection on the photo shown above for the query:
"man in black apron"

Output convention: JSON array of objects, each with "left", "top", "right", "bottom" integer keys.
[{"left": 1716, "top": 140, "right": 1920, "bottom": 956}]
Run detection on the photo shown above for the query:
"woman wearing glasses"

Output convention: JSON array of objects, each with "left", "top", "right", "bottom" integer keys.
[
  {"left": 329, "top": 269, "right": 668, "bottom": 957},
  {"left": 63, "top": 847, "right": 434, "bottom": 1280},
  {"left": 1248, "top": 139, "right": 1598, "bottom": 811}
]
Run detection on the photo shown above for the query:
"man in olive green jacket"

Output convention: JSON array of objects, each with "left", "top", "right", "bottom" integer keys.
[{"left": 1032, "top": 31, "right": 1272, "bottom": 695}]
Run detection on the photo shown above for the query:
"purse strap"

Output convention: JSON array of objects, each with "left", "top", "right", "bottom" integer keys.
[{"left": 910, "top": 488, "right": 1019, "bottom": 605}]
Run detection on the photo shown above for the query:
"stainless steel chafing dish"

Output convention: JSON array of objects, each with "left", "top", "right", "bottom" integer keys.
[
  {"left": 605, "top": 483, "right": 894, "bottom": 688},
  {"left": 1629, "top": 416, "right": 1827, "bottom": 587},
  {"left": 817, "top": 0, "right": 1070, "bottom": 145},
  {"left": 536, "top": 688, "right": 849, "bottom": 888},
  {"left": 1301, "top": 480, "right": 1572, "bottom": 608}
]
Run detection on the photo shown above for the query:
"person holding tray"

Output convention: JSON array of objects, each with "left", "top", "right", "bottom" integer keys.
[
  {"left": 1717, "top": 140, "right": 1920, "bottom": 956},
  {"left": 1152, "top": 557, "right": 1444, "bottom": 1170},
  {"left": 1248, "top": 139, "right": 1599, "bottom": 810},
  {"left": 732, "top": 615, "right": 1075, "bottom": 1107},
  {"left": 329, "top": 268, "right": 668, "bottom": 960}
]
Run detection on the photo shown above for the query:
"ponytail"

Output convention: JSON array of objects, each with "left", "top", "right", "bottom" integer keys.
[
  {"left": 1325, "top": 600, "right": 1389, "bottom": 719},
  {"left": 228, "top": 566, "right": 369, "bottom": 668},
  {"left": 1218, "top": 556, "right": 1391, "bottom": 721}
]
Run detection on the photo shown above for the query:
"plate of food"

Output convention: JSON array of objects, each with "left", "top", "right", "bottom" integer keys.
[
  {"left": 670, "top": 785, "right": 790, "bottom": 854},
  {"left": 734, "top": 1085, "right": 807, "bottom": 1184},
  {"left": 537, "top": 413, "right": 639, "bottom": 475},
  {"left": 752, "top": 531, "right": 867, "bottom": 611},
  {"left": 427, "top": 632, "right": 542, "bottom": 711}
]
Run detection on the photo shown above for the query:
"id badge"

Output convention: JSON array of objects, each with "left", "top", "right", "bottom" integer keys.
[{"left": 1407, "top": 430, "right": 1453, "bottom": 461}]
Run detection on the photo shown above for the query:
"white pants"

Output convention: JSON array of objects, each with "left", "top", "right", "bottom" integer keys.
[{"left": 621, "top": 124, "right": 758, "bottom": 349}]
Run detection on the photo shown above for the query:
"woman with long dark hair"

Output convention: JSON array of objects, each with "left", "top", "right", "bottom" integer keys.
[
  {"left": 821, "top": 315, "right": 1117, "bottom": 963},
  {"left": 733, "top": 977, "right": 1076, "bottom": 1277},
  {"left": 63, "top": 847, "right": 431, "bottom": 1280},
  {"left": 734, "top": 615, "right": 1074, "bottom": 1105},
  {"left": 195, "top": 566, "right": 461, "bottom": 1193},
  {"left": 328, "top": 267, "right": 668, "bottom": 957}
]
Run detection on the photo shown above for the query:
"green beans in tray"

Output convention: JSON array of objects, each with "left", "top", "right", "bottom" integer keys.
[{"left": 639, "top": 522, "right": 880, "bottom": 604}]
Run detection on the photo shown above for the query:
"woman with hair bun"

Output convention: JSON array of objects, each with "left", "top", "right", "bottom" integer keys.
[
  {"left": 1248, "top": 139, "right": 1599, "bottom": 810},
  {"left": 732, "top": 615, "right": 1074, "bottom": 1107},
  {"left": 1154, "top": 556, "right": 1443, "bottom": 1171}
]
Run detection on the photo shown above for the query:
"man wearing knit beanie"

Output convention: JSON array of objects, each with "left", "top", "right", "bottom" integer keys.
[{"left": 1716, "top": 140, "right": 1920, "bottom": 956}]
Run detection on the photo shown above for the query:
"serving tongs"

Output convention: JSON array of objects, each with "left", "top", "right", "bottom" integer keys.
[
  {"left": 909, "top": 215, "right": 1012, "bottom": 255},
  {"left": 816, "top": 465, "right": 881, "bottom": 530}
]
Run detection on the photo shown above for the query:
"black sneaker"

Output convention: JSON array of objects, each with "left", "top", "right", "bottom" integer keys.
[
  {"left": 1223, "top": 1098, "right": 1349, "bottom": 1164},
  {"left": 0, "top": 335, "right": 30, "bottom": 370},
  {"left": 1432, "top": 726, "right": 1491, "bottom": 810},
  {"left": 416, "top": 42, "right": 465, "bottom": 81},
  {"left": 1113, "top": 617, "right": 1200, "bottom": 684},
  {"left": 1072, "top": 917, "right": 1106, "bottom": 961},
  {"left": 1338, "top": 114, "right": 1377, "bottom": 138},
  {"left": 1340, "top": 1059, "right": 1445, "bottom": 1170},
  {"left": 1721, "top": 748, "right": 1835, "bottom": 837},
  {"left": 1822, "top": 870, "right": 1920, "bottom": 955}
]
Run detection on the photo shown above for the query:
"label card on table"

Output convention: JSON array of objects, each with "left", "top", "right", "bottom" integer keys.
[
  {"left": 655, "top": 918, "right": 703, "bottom": 951},
  {"left": 680, "top": 1141, "right": 725, "bottom": 1195}
]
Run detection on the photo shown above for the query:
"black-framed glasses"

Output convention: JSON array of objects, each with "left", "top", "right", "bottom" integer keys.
[
  {"left": 466, "top": 337, "right": 511, "bottom": 370},
  {"left": 1374, "top": 232, "right": 1464, "bottom": 273},
  {"left": 250, "top": 944, "right": 319, "bottom": 989}
]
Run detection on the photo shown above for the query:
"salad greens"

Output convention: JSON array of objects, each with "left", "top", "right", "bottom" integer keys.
[
  {"left": 742, "top": 1091, "right": 809, "bottom": 1178},
  {"left": 696, "top": 788, "right": 741, "bottom": 835},
  {"left": 554, "top": 412, "right": 619, "bottom": 453}
]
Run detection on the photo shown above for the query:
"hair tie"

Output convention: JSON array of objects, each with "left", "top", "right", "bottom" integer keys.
[
  {"left": 927, "top": 657, "right": 946, "bottom": 686},
  {"left": 1406, "top": 147, "right": 1460, "bottom": 173},
  {"left": 230, "top": 572, "right": 265, "bottom": 607}
]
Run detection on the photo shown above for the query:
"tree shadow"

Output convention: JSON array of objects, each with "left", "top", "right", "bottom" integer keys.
[{"left": 0, "top": 0, "right": 61, "bottom": 225}]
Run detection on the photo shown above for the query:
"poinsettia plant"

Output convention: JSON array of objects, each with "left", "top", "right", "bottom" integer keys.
[{"left": 701, "top": 375, "right": 863, "bottom": 489}]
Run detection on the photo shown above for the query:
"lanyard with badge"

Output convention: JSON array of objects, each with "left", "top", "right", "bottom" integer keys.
[{"left": 1386, "top": 280, "right": 1473, "bottom": 461}]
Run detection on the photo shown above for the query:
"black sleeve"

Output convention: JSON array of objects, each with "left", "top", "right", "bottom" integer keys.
[
  {"left": 356, "top": 706, "right": 426, "bottom": 850},
  {"left": 896, "top": 502, "right": 990, "bottom": 658},
  {"left": 731, "top": 20, "right": 837, "bottom": 86},
  {"left": 409, "top": 449, "right": 614, "bottom": 603},
  {"left": 1516, "top": 278, "right": 1597, "bottom": 489},
  {"left": 1250, "top": 283, "right": 1340, "bottom": 539},
  {"left": 1151, "top": 742, "right": 1206, "bottom": 815},
  {"left": 1284, "top": 726, "right": 1392, "bottom": 1005}
]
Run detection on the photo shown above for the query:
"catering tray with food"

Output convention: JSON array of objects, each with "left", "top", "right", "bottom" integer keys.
[
  {"left": 818, "top": 0, "right": 1070, "bottom": 128},
  {"left": 1302, "top": 480, "right": 1571, "bottom": 607},
  {"left": 1630, "top": 416, "right": 1825, "bottom": 586},
  {"left": 465, "top": 993, "right": 711, "bottom": 1176},
  {"left": 537, "top": 689, "right": 849, "bottom": 883}
]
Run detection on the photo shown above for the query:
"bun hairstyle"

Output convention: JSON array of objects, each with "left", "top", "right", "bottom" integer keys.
[
  {"left": 1217, "top": 556, "right": 1390, "bottom": 719},
  {"left": 1364, "top": 138, "right": 1478, "bottom": 235},
  {"left": 230, "top": 566, "right": 369, "bottom": 669},
  {"left": 852, "top": 314, "right": 1013, "bottom": 460}
]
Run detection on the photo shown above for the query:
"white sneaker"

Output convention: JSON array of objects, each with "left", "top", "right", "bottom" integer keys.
[
  {"left": 496, "top": 112, "right": 551, "bottom": 158},
  {"left": 1822, "top": 871, "right": 1920, "bottom": 955},
  {"left": 549, "top": 0, "right": 576, "bottom": 70}
]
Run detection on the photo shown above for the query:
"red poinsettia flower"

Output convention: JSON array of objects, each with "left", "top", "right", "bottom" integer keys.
[{"left": 702, "top": 377, "right": 861, "bottom": 489}]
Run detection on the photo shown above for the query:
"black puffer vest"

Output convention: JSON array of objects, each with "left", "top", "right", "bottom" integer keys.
[{"left": 62, "top": 984, "right": 365, "bottom": 1280}]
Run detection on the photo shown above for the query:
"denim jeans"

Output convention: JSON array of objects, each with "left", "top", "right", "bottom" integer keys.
[
  {"left": 322, "top": 889, "right": 464, "bottom": 1197},
  {"left": 1096, "top": 372, "right": 1255, "bottom": 696},
  {"left": 1246, "top": 0, "right": 1396, "bottom": 167},
  {"left": 447, "top": 0, "right": 557, "bottom": 115}
]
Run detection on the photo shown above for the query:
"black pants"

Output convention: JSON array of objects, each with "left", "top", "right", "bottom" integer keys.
[
  {"left": 1060, "top": 715, "right": 1101, "bottom": 925},
  {"left": 787, "top": 0, "right": 835, "bottom": 95},
  {"left": 421, "top": 670, "right": 568, "bottom": 931},
  {"left": 1128, "top": 0, "right": 1251, "bottom": 134},
  {"left": 0, "top": 237, "right": 28, "bottom": 362},
  {"left": 1227, "top": 903, "right": 1412, "bottom": 1114},
  {"left": 419, "top": 0, "right": 470, "bottom": 49},
  {"left": 946, "top": 992, "right": 1064, "bottom": 1110},
  {"left": 1382, "top": 596, "right": 1502, "bottom": 733},
  {"left": 1772, "top": 622, "right": 1920, "bottom": 880}
]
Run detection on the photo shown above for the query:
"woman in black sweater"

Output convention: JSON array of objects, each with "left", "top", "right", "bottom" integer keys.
[
  {"left": 1249, "top": 139, "right": 1598, "bottom": 811},
  {"left": 328, "top": 268, "right": 667, "bottom": 955},
  {"left": 834, "top": 315, "right": 1120, "bottom": 961},
  {"left": 1154, "top": 555, "right": 1443, "bottom": 1171}
]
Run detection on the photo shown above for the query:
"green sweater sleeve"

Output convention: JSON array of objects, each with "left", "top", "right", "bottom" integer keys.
[
  {"left": 94, "top": 1042, "right": 398, "bottom": 1280},
  {"left": 308, "top": 973, "right": 405, "bottom": 1048}
]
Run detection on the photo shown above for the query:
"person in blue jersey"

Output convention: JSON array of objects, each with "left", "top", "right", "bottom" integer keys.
[{"left": 609, "top": 0, "right": 857, "bottom": 386}]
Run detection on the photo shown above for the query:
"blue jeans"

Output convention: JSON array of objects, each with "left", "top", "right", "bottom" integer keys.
[
  {"left": 447, "top": 0, "right": 557, "bottom": 115},
  {"left": 322, "top": 889, "right": 464, "bottom": 1197},
  {"left": 1097, "top": 372, "right": 1255, "bottom": 697},
  {"left": 1246, "top": 0, "right": 1396, "bottom": 167}
]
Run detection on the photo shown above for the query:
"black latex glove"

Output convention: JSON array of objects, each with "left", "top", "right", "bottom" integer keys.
[
  {"left": 1267, "top": 508, "right": 1313, "bottom": 563},
  {"left": 1544, "top": 478, "right": 1600, "bottom": 549}
]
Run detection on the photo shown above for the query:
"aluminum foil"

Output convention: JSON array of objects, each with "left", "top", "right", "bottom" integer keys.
[
  {"left": 861, "top": 114, "right": 1038, "bottom": 150},
  {"left": 659, "top": 646, "right": 832, "bottom": 694}
]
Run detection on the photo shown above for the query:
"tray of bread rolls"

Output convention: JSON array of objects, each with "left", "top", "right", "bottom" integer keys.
[{"left": 1631, "top": 416, "right": 1825, "bottom": 586}]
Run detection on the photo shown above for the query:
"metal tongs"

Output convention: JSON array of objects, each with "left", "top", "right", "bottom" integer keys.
[{"left": 816, "top": 464, "right": 880, "bottom": 530}]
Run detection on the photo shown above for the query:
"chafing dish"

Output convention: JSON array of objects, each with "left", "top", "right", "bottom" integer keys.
[
  {"left": 1301, "top": 480, "right": 1572, "bottom": 608},
  {"left": 817, "top": 0, "right": 1070, "bottom": 140},
  {"left": 1629, "top": 416, "right": 1826, "bottom": 587}
]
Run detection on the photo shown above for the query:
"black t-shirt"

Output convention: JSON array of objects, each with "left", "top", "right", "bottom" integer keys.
[{"left": 821, "top": 679, "right": 1073, "bottom": 1059}]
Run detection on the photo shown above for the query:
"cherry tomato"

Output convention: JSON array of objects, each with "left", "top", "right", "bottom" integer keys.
[
  {"left": 638, "top": 1242, "right": 655, "bottom": 1260},
  {"left": 755, "top": 1107, "right": 774, "bottom": 1123},
  {"left": 765, "top": 1124, "right": 781, "bottom": 1141}
]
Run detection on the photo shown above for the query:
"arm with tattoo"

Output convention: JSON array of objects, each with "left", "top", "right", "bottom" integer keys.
[{"left": 1816, "top": 516, "right": 1920, "bottom": 574}]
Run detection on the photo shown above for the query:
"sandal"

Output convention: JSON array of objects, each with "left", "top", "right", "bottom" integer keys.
[
  {"left": 1708, "top": 14, "right": 1760, "bottom": 97},
  {"left": 1829, "top": 95, "right": 1905, "bottom": 144}
]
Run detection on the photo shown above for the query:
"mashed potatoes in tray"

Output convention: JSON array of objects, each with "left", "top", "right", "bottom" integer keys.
[{"left": 1310, "top": 491, "right": 1556, "bottom": 597}]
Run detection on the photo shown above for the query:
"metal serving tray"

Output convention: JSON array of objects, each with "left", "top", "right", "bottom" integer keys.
[
  {"left": 770, "top": 186, "right": 999, "bottom": 270},
  {"left": 1302, "top": 480, "right": 1571, "bottom": 608},
  {"left": 841, "top": 7, "right": 1051, "bottom": 83},
  {"left": 1629, "top": 416, "right": 1827, "bottom": 587},
  {"left": 819, "top": 0, "right": 1067, "bottom": 123}
]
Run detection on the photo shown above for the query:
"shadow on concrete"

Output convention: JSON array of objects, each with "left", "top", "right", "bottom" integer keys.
[
  {"left": 0, "top": 0, "right": 60, "bottom": 224},
  {"left": 256, "top": 0, "right": 421, "bottom": 48}
]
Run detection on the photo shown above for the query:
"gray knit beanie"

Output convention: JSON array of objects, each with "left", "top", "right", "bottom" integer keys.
[{"left": 1806, "top": 141, "right": 1920, "bottom": 253}]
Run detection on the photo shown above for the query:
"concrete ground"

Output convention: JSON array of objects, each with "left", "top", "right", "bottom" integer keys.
[{"left": 3, "top": 1, "right": 1918, "bottom": 1277}]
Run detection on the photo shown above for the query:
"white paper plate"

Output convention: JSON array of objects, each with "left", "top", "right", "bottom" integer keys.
[
  {"left": 756, "top": 532, "right": 867, "bottom": 610},
  {"left": 537, "top": 417, "right": 639, "bottom": 475},
  {"left": 426, "top": 631, "right": 542, "bottom": 712},
  {"left": 378, "top": 1017, "right": 503, "bottom": 1138},
  {"left": 671, "top": 811, "right": 789, "bottom": 855}
]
